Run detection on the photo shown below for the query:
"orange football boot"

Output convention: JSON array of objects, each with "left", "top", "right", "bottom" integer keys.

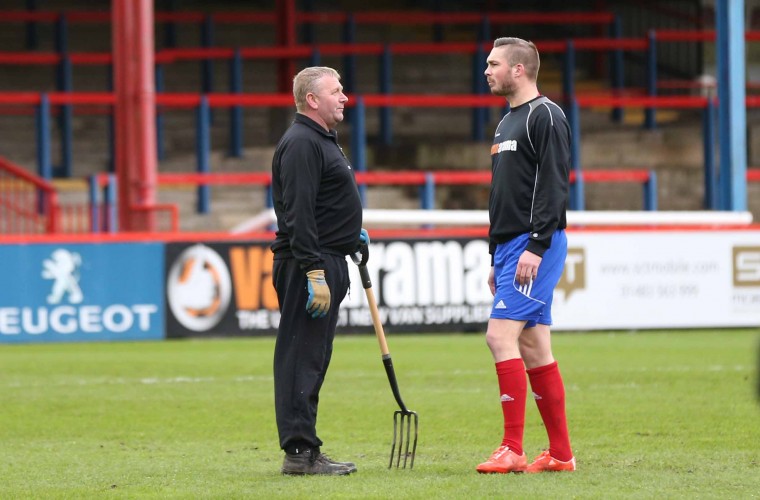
[
  {"left": 476, "top": 446, "right": 528, "bottom": 474},
  {"left": 526, "top": 450, "right": 576, "bottom": 473}
]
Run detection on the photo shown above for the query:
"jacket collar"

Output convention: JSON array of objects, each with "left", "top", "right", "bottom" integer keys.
[{"left": 294, "top": 113, "right": 337, "bottom": 139}]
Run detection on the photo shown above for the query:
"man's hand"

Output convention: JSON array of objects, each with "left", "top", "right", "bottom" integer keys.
[
  {"left": 488, "top": 266, "right": 496, "bottom": 296},
  {"left": 516, "top": 250, "right": 542, "bottom": 286},
  {"left": 305, "top": 269, "right": 331, "bottom": 318},
  {"left": 359, "top": 228, "right": 370, "bottom": 245}
]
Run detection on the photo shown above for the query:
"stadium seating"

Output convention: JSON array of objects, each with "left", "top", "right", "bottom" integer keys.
[{"left": 0, "top": 2, "right": 758, "bottom": 233}]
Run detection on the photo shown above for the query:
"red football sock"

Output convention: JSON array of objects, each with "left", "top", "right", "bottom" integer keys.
[
  {"left": 495, "top": 358, "right": 526, "bottom": 456},
  {"left": 527, "top": 361, "right": 573, "bottom": 462}
]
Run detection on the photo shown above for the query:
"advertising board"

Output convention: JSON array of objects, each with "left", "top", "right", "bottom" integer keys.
[
  {"left": 164, "top": 230, "right": 760, "bottom": 337},
  {"left": 553, "top": 230, "right": 760, "bottom": 329},
  {"left": 0, "top": 243, "right": 164, "bottom": 343}
]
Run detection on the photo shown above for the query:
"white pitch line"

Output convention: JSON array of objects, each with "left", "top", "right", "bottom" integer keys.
[
  {"left": 3, "top": 365, "right": 750, "bottom": 389},
  {"left": 4, "top": 374, "right": 273, "bottom": 389}
]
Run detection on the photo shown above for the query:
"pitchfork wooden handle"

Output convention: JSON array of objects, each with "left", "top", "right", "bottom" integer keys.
[
  {"left": 360, "top": 266, "right": 390, "bottom": 356},
  {"left": 359, "top": 264, "right": 410, "bottom": 412}
]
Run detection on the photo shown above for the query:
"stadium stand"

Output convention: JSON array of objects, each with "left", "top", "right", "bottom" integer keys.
[{"left": 0, "top": 0, "right": 758, "bottom": 233}]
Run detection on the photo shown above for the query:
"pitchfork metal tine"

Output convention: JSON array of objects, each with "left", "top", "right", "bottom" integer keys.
[{"left": 391, "top": 409, "right": 418, "bottom": 469}]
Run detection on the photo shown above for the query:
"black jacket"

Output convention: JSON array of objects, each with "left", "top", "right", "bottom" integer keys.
[
  {"left": 271, "top": 114, "right": 363, "bottom": 271},
  {"left": 488, "top": 95, "right": 570, "bottom": 260}
]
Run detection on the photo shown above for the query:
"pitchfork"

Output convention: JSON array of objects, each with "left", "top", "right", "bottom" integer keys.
[{"left": 352, "top": 244, "right": 419, "bottom": 469}]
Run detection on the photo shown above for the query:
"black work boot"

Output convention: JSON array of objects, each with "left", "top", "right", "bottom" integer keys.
[
  {"left": 316, "top": 452, "right": 358, "bottom": 473},
  {"left": 281, "top": 448, "right": 354, "bottom": 476}
]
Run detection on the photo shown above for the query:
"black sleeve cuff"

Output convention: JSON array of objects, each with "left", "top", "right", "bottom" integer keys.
[{"left": 525, "top": 239, "right": 549, "bottom": 258}]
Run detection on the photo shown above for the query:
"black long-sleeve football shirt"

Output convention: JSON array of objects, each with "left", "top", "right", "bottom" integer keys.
[
  {"left": 488, "top": 95, "right": 571, "bottom": 260},
  {"left": 271, "top": 114, "right": 363, "bottom": 271}
]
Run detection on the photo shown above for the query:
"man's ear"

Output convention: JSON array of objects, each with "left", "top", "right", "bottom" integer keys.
[
  {"left": 306, "top": 92, "right": 319, "bottom": 110},
  {"left": 513, "top": 63, "right": 524, "bottom": 78}
]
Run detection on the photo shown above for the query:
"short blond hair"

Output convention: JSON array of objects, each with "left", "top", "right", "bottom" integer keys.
[
  {"left": 493, "top": 37, "right": 540, "bottom": 81},
  {"left": 293, "top": 66, "right": 341, "bottom": 112}
]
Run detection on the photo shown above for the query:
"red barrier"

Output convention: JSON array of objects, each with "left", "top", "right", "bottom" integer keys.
[
  {"left": 10, "top": 91, "right": 758, "bottom": 110},
  {"left": 571, "top": 170, "right": 651, "bottom": 183},
  {"left": 69, "top": 53, "right": 112, "bottom": 65},
  {"left": 144, "top": 169, "right": 650, "bottom": 187},
  {"left": 156, "top": 47, "right": 236, "bottom": 63},
  {"left": 654, "top": 30, "right": 716, "bottom": 42},
  {"left": 355, "top": 171, "right": 426, "bottom": 185},
  {"left": 655, "top": 30, "right": 760, "bottom": 42},
  {"left": 2, "top": 31, "right": 758, "bottom": 68},
  {"left": 576, "top": 95, "right": 709, "bottom": 108},
  {"left": 239, "top": 46, "right": 312, "bottom": 59},
  {"left": 360, "top": 94, "right": 504, "bottom": 107},
  {"left": 5, "top": 90, "right": 759, "bottom": 111},
  {"left": 432, "top": 171, "right": 490, "bottom": 184},
  {"left": 0, "top": 9, "right": 614, "bottom": 26},
  {"left": 0, "top": 52, "right": 59, "bottom": 64},
  {"left": 748, "top": 169, "right": 760, "bottom": 182},
  {"left": 30, "top": 167, "right": 660, "bottom": 236},
  {"left": 569, "top": 38, "right": 649, "bottom": 51},
  {"left": 0, "top": 155, "right": 60, "bottom": 233},
  {"left": 129, "top": 204, "right": 179, "bottom": 233},
  {"left": 157, "top": 172, "right": 272, "bottom": 186},
  {"left": 0, "top": 11, "right": 59, "bottom": 22}
]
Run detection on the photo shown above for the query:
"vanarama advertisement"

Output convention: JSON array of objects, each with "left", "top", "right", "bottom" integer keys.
[
  {"left": 0, "top": 243, "right": 164, "bottom": 343},
  {"left": 164, "top": 239, "right": 494, "bottom": 337}
]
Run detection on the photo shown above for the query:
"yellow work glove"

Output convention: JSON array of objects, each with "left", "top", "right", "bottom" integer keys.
[{"left": 305, "top": 269, "right": 331, "bottom": 319}]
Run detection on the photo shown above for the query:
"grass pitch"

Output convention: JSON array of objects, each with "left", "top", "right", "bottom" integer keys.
[{"left": 1, "top": 329, "right": 759, "bottom": 499}]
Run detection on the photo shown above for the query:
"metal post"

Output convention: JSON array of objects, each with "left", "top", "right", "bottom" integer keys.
[
  {"left": 716, "top": 0, "right": 747, "bottom": 211},
  {"left": 645, "top": 30, "right": 657, "bottom": 130},
  {"left": 163, "top": 0, "right": 178, "bottom": 48},
  {"left": 644, "top": 170, "right": 658, "bottom": 210},
  {"left": 105, "top": 174, "right": 117, "bottom": 233},
  {"left": 421, "top": 172, "right": 435, "bottom": 209},
  {"left": 265, "top": 185, "right": 273, "bottom": 208},
  {"left": 610, "top": 15, "right": 624, "bottom": 122},
  {"left": 569, "top": 99, "right": 584, "bottom": 210},
  {"left": 342, "top": 14, "right": 356, "bottom": 126},
  {"left": 25, "top": 0, "right": 38, "bottom": 49},
  {"left": 309, "top": 48, "right": 321, "bottom": 67},
  {"left": 201, "top": 15, "right": 215, "bottom": 123},
  {"left": 471, "top": 43, "right": 486, "bottom": 141},
  {"left": 36, "top": 94, "right": 52, "bottom": 181},
  {"left": 562, "top": 40, "right": 575, "bottom": 112},
  {"left": 380, "top": 45, "right": 392, "bottom": 146},
  {"left": 229, "top": 47, "right": 243, "bottom": 157},
  {"left": 352, "top": 96, "right": 367, "bottom": 206},
  {"left": 301, "top": 0, "right": 315, "bottom": 44},
  {"left": 478, "top": 15, "right": 490, "bottom": 43},
  {"left": 58, "top": 54, "right": 73, "bottom": 178},
  {"left": 89, "top": 175, "right": 100, "bottom": 232},
  {"left": 703, "top": 97, "right": 717, "bottom": 209},
  {"left": 196, "top": 96, "right": 211, "bottom": 214},
  {"left": 432, "top": 0, "right": 444, "bottom": 42}
]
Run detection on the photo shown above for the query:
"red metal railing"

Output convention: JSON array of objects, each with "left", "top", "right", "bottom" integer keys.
[
  {"left": 0, "top": 155, "right": 60, "bottom": 233},
  {"left": 0, "top": 9, "right": 614, "bottom": 27},
  {"left": 9, "top": 165, "right": 758, "bottom": 236}
]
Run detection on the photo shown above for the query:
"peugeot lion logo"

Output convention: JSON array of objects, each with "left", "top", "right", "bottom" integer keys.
[
  {"left": 42, "top": 249, "right": 83, "bottom": 304},
  {"left": 167, "top": 244, "right": 232, "bottom": 332}
]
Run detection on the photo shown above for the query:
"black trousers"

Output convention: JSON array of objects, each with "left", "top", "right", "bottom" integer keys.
[{"left": 272, "top": 253, "right": 349, "bottom": 451}]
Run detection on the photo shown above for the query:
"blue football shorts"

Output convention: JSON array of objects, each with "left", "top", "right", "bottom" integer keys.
[{"left": 490, "top": 229, "right": 567, "bottom": 327}]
